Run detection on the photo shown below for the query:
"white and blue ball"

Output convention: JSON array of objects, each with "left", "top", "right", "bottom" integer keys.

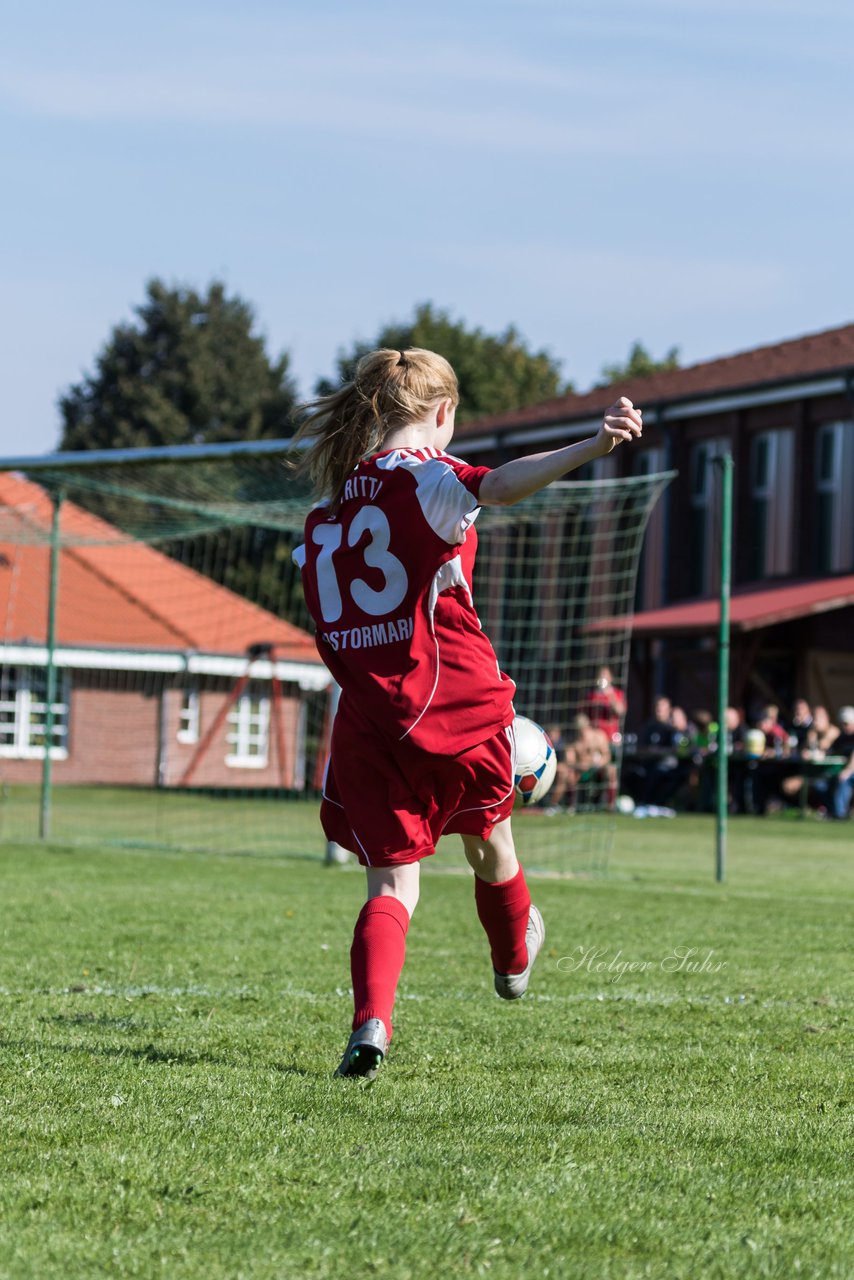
[{"left": 513, "top": 715, "right": 557, "bottom": 806}]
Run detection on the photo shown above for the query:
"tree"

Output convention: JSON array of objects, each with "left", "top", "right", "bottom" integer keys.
[
  {"left": 316, "top": 303, "right": 570, "bottom": 421},
  {"left": 599, "top": 341, "right": 681, "bottom": 386},
  {"left": 55, "top": 280, "right": 307, "bottom": 629},
  {"left": 59, "top": 279, "right": 297, "bottom": 451}
]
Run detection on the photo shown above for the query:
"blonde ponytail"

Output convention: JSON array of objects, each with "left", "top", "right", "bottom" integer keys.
[{"left": 293, "top": 348, "right": 458, "bottom": 509}]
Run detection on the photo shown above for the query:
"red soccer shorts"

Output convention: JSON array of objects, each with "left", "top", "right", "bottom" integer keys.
[{"left": 320, "top": 716, "right": 516, "bottom": 867}]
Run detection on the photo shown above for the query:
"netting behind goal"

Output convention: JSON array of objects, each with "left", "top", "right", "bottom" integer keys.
[
  {"left": 467, "top": 474, "right": 672, "bottom": 870},
  {"left": 0, "top": 446, "right": 672, "bottom": 872}
]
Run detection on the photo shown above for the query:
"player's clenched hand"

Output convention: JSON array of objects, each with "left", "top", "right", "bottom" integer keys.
[{"left": 596, "top": 397, "right": 643, "bottom": 455}]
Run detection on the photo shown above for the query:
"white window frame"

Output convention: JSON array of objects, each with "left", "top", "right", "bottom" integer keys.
[
  {"left": 816, "top": 422, "right": 854, "bottom": 573},
  {"left": 750, "top": 429, "right": 794, "bottom": 578},
  {"left": 0, "top": 666, "right": 70, "bottom": 760},
  {"left": 177, "top": 686, "right": 200, "bottom": 744},
  {"left": 225, "top": 689, "right": 270, "bottom": 769}
]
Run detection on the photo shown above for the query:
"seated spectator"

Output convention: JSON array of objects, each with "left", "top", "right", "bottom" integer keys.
[
  {"left": 553, "top": 713, "right": 613, "bottom": 812},
  {"left": 688, "top": 709, "right": 715, "bottom": 810},
  {"left": 722, "top": 706, "right": 763, "bottom": 814},
  {"left": 638, "top": 697, "right": 683, "bottom": 806},
  {"left": 806, "top": 705, "right": 839, "bottom": 754},
  {"left": 757, "top": 704, "right": 790, "bottom": 756},
  {"left": 746, "top": 706, "right": 791, "bottom": 812},
  {"left": 691, "top": 709, "right": 715, "bottom": 750},
  {"left": 789, "top": 698, "right": 813, "bottom": 750},
  {"left": 780, "top": 699, "right": 826, "bottom": 809},
  {"left": 585, "top": 666, "right": 627, "bottom": 746},
  {"left": 724, "top": 706, "right": 747, "bottom": 752},
  {"left": 641, "top": 696, "right": 675, "bottom": 750},
  {"left": 670, "top": 705, "right": 692, "bottom": 744},
  {"left": 545, "top": 723, "right": 567, "bottom": 757},
  {"left": 830, "top": 706, "right": 854, "bottom": 820},
  {"left": 798, "top": 705, "right": 848, "bottom": 816}
]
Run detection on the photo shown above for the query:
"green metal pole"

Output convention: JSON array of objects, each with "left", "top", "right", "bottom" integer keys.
[
  {"left": 39, "top": 490, "right": 63, "bottom": 841},
  {"left": 714, "top": 455, "right": 733, "bottom": 882}
]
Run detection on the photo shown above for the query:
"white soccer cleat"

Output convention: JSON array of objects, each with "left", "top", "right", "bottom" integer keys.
[
  {"left": 335, "top": 1017, "right": 390, "bottom": 1080},
  {"left": 493, "top": 905, "right": 545, "bottom": 1000}
]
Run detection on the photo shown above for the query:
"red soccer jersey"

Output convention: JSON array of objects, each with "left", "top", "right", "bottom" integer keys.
[
  {"left": 294, "top": 447, "right": 516, "bottom": 754},
  {"left": 586, "top": 685, "right": 627, "bottom": 743}
]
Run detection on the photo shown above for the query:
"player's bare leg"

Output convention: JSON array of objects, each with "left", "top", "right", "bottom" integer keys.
[
  {"left": 461, "top": 819, "right": 545, "bottom": 999},
  {"left": 337, "top": 862, "right": 421, "bottom": 1079}
]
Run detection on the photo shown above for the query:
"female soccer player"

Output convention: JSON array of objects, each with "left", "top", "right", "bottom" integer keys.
[{"left": 293, "top": 349, "right": 642, "bottom": 1077}]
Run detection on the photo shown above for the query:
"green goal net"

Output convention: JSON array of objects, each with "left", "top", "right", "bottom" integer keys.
[{"left": 0, "top": 444, "right": 672, "bottom": 872}]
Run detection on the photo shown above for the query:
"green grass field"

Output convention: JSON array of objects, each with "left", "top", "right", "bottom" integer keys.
[
  {"left": 0, "top": 785, "right": 614, "bottom": 871},
  {"left": 1, "top": 814, "right": 852, "bottom": 1279}
]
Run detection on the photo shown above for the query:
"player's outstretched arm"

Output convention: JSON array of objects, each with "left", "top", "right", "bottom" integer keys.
[{"left": 478, "top": 397, "right": 643, "bottom": 507}]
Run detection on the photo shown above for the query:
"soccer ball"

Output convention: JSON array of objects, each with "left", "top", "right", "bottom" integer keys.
[{"left": 513, "top": 715, "right": 557, "bottom": 806}]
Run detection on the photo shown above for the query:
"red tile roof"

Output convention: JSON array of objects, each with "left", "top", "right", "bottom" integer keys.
[
  {"left": 457, "top": 322, "right": 854, "bottom": 438},
  {"left": 593, "top": 575, "right": 854, "bottom": 636},
  {"left": 0, "top": 473, "right": 318, "bottom": 662}
]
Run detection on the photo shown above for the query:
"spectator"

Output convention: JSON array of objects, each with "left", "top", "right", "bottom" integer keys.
[
  {"left": 687, "top": 709, "right": 715, "bottom": 811},
  {"left": 670, "top": 705, "right": 691, "bottom": 742},
  {"left": 638, "top": 697, "right": 682, "bottom": 806},
  {"left": 791, "top": 705, "right": 842, "bottom": 817},
  {"left": 806, "top": 705, "right": 839, "bottom": 754},
  {"left": 749, "top": 704, "right": 793, "bottom": 813},
  {"left": 724, "top": 706, "right": 747, "bottom": 751},
  {"left": 640, "top": 696, "right": 674, "bottom": 749},
  {"left": 720, "top": 706, "right": 753, "bottom": 814},
  {"left": 691, "top": 709, "right": 715, "bottom": 750},
  {"left": 789, "top": 698, "right": 813, "bottom": 750},
  {"left": 757, "top": 704, "right": 790, "bottom": 756},
  {"left": 586, "top": 666, "right": 627, "bottom": 745},
  {"left": 830, "top": 706, "right": 854, "bottom": 820},
  {"left": 564, "top": 714, "right": 614, "bottom": 811}
]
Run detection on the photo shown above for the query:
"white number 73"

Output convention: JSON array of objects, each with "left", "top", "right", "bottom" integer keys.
[{"left": 311, "top": 506, "right": 408, "bottom": 624}]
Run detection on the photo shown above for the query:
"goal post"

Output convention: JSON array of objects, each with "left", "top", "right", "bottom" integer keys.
[{"left": 0, "top": 441, "right": 673, "bottom": 870}]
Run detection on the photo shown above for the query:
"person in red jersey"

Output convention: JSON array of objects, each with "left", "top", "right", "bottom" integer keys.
[
  {"left": 293, "top": 348, "right": 643, "bottom": 1078},
  {"left": 586, "top": 665, "right": 627, "bottom": 746}
]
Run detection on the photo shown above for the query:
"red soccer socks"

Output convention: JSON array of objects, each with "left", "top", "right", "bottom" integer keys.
[
  {"left": 474, "top": 865, "right": 531, "bottom": 976},
  {"left": 350, "top": 895, "right": 410, "bottom": 1034}
]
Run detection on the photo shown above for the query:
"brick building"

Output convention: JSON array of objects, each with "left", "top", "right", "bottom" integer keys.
[
  {"left": 451, "top": 323, "right": 854, "bottom": 726},
  {"left": 0, "top": 473, "right": 330, "bottom": 788}
]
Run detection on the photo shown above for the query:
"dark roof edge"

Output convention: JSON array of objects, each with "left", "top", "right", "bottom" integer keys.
[{"left": 456, "top": 365, "right": 854, "bottom": 444}]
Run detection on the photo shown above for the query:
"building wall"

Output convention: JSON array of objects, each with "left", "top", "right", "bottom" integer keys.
[
  {"left": 160, "top": 684, "right": 305, "bottom": 789},
  {"left": 456, "top": 388, "right": 854, "bottom": 724},
  {"left": 460, "top": 389, "right": 854, "bottom": 601},
  {"left": 0, "top": 671, "right": 310, "bottom": 789}
]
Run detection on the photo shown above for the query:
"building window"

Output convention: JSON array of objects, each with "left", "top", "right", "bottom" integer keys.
[
  {"left": 177, "top": 686, "right": 200, "bottom": 744},
  {"left": 816, "top": 422, "right": 854, "bottom": 573},
  {"left": 749, "top": 429, "right": 794, "bottom": 579},
  {"left": 0, "top": 666, "right": 70, "bottom": 759},
  {"left": 226, "top": 689, "right": 269, "bottom": 768},
  {"left": 689, "top": 438, "right": 729, "bottom": 596}
]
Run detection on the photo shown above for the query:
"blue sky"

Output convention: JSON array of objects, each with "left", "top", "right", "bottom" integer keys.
[{"left": 1, "top": 0, "right": 852, "bottom": 455}]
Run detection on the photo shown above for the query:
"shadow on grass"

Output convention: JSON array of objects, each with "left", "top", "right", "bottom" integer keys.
[
  {"left": 0, "top": 1036, "right": 229, "bottom": 1068},
  {"left": 41, "top": 1012, "right": 148, "bottom": 1031},
  {"left": 3, "top": 1036, "right": 315, "bottom": 1075}
]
